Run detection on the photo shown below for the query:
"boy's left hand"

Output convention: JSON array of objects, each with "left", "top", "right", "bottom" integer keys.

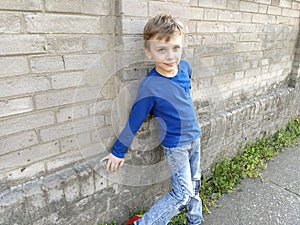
[{"left": 100, "top": 153, "right": 124, "bottom": 173}]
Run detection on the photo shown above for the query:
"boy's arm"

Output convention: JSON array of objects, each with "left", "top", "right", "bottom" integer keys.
[{"left": 101, "top": 95, "right": 154, "bottom": 173}]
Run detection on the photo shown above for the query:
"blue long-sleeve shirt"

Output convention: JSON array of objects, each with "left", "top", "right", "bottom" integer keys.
[{"left": 111, "top": 60, "right": 201, "bottom": 158}]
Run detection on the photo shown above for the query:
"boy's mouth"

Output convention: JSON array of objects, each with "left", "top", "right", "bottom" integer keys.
[{"left": 164, "top": 63, "right": 175, "bottom": 67}]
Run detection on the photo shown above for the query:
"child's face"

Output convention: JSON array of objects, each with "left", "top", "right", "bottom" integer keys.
[{"left": 145, "top": 33, "right": 183, "bottom": 77}]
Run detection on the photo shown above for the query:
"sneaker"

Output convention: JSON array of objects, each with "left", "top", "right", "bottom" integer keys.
[{"left": 125, "top": 215, "right": 142, "bottom": 225}]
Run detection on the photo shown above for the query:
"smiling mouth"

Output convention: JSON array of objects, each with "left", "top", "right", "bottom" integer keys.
[{"left": 164, "top": 63, "right": 175, "bottom": 67}]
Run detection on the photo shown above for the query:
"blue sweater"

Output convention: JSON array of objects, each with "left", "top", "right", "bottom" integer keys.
[{"left": 111, "top": 60, "right": 201, "bottom": 158}]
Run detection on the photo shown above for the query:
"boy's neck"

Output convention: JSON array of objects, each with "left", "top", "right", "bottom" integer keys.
[{"left": 155, "top": 66, "right": 178, "bottom": 77}]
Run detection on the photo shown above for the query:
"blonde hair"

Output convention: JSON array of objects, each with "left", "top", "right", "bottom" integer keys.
[{"left": 143, "top": 14, "right": 184, "bottom": 49}]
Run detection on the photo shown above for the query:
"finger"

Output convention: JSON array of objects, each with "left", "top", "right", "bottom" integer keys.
[
  {"left": 119, "top": 160, "right": 124, "bottom": 168},
  {"left": 113, "top": 162, "right": 120, "bottom": 172},
  {"left": 106, "top": 160, "right": 112, "bottom": 172},
  {"left": 100, "top": 156, "right": 108, "bottom": 163},
  {"left": 111, "top": 163, "right": 116, "bottom": 173}
]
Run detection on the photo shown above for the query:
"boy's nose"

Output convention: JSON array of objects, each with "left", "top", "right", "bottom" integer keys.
[{"left": 167, "top": 50, "right": 175, "bottom": 59}]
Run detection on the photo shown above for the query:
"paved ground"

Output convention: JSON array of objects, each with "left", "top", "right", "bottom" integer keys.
[{"left": 202, "top": 138, "right": 300, "bottom": 225}]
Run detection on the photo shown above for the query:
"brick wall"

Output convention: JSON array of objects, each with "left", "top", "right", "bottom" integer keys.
[{"left": 0, "top": 0, "right": 299, "bottom": 224}]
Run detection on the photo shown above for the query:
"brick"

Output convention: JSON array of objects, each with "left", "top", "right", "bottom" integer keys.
[
  {"left": 190, "top": 0, "right": 198, "bottom": 6},
  {"left": 198, "top": 0, "right": 227, "bottom": 9},
  {"left": 122, "top": 18, "right": 147, "bottom": 35},
  {"left": 51, "top": 71, "right": 84, "bottom": 89},
  {"left": 224, "top": 22, "right": 240, "bottom": 32},
  {"left": 279, "top": 0, "right": 292, "bottom": 8},
  {"left": 235, "top": 42, "right": 262, "bottom": 52},
  {"left": 59, "top": 168, "right": 80, "bottom": 203},
  {"left": 259, "top": 4, "right": 268, "bottom": 13},
  {"left": 75, "top": 165, "right": 94, "bottom": 197},
  {"left": 0, "top": 188, "right": 24, "bottom": 207},
  {"left": 91, "top": 126, "right": 115, "bottom": 141},
  {"left": 35, "top": 89, "right": 75, "bottom": 110},
  {"left": 0, "top": 97, "right": 33, "bottom": 117},
  {"left": 227, "top": 0, "right": 240, "bottom": 10},
  {"left": 39, "top": 116, "right": 103, "bottom": 142},
  {"left": 149, "top": 1, "right": 190, "bottom": 20},
  {"left": 72, "top": 116, "right": 105, "bottom": 134},
  {"left": 190, "top": 7, "right": 204, "bottom": 20},
  {"left": 0, "top": 76, "right": 50, "bottom": 98},
  {"left": 0, "top": 142, "right": 60, "bottom": 171},
  {"left": 288, "top": 9, "right": 300, "bottom": 17},
  {"left": 0, "top": 0, "right": 43, "bottom": 11},
  {"left": 256, "top": 0, "right": 271, "bottom": 4},
  {"left": 218, "top": 11, "right": 241, "bottom": 22},
  {"left": 79, "top": 143, "right": 106, "bottom": 159},
  {"left": 63, "top": 54, "right": 100, "bottom": 70},
  {"left": 239, "top": 33, "right": 259, "bottom": 42},
  {"left": 234, "top": 71, "right": 245, "bottom": 80},
  {"left": 197, "top": 21, "right": 225, "bottom": 33},
  {"left": 0, "top": 13, "right": 21, "bottom": 33},
  {"left": 245, "top": 67, "right": 262, "bottom": 78},
  {"left": 119, "top": 67, "right": 148, "bottom": 81},
  {"left": 60, "top": 132, "right": 91, "bottom": 152},
  {"left": 121, "top": 0, "right": 148, "bottom": 16},
  {"left": 25, "top": 13, "right": 113, "bottom": 34},
  {"left": 292, "top": 2, "right": 300, "bottom": 10},
  {"left": 0, "top": 57, "right": 29, "bottom": 78},
  {"left": 0, "top": 130, "right": 38, "bottom": 155},
  {"left": 0, "top": 188, "right": 29, "bottom": 224},
  {"left": 45, "top": 150, "right": 82, "bottom": 172},
  {"left": 34, "top": 86, "right": 100, "bottom": 109},
  {"left": 89, "top": 99, "right": 114, "bottom": 115},
  {"left": 45, "top": 34, "right": 83, "bottom": 54},
  {"left": 23, "top": 181, "right": 48, "bottom": 221},
  {"left": 0, "top": 35, "right": 46, "bottom": 56},
  {"left": 203, "top": 8, "right": 218, "bottom": 20},
  {"left": 56, "top": 104, "right": 89, "bottom": 123},
  {"left": 42, "top": 174, "right": 64, "bottom": 203},
  {"left": 267, "top": 5, "right": 282, "bottom": 15},
  {"left": 39, "top": 122, "right": 73, "bottom": 143},
  {"left": 94, "top": 173, "right": 108, "bottom": 192},
  {"left": 252, "top": 13, "right": 269, "bottom": 23},
  {"left": 1, "top": 111, "right": 55, "bottom": 137},
  {"left": 2, "top": 161, "right": 46, "bottom": 182},
  {"left": 30, "top": 56, "right": 65, "bottom": 74},
  {"left": 240, "top": 12, "right": 252, "bottom": 22},
  {"left": 45, "top": 0, "right": 111, "bottom": 15},
  {"left": 240, "top": 1, "right": 259, "bottom": 12},
  {"left": 84, "top": 34, "right": 114, "bottom": 53}
]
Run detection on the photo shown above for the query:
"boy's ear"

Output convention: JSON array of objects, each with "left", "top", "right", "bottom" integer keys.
[{"left": 144, "top": 48, "right": 152, "bottom": 60}]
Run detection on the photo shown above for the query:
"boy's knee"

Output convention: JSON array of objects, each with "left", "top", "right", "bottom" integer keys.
[{"left": 175, "top": 193, "right": 192, "bottom": 211}]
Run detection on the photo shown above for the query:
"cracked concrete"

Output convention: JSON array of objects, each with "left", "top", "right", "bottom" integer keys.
[{"left": 202, "top": 138, "right": 300, "bottom": 225}]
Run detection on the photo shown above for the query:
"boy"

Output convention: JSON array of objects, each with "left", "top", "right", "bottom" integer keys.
[{"left": 101, "top": 14, "right": 202, "bottom": 225}]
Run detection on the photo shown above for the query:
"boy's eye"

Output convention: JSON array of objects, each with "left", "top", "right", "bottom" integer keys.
[
  {"left": 158, "top": 49, "right": 165, "bottom": 53},
  {"left": 173, "top": 46, "right": 181, "bottom": 52}
]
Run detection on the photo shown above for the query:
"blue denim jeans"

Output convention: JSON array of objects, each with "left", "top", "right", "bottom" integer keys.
[{"left": 136, "top": 138, "right": 202, "bottom": 225}]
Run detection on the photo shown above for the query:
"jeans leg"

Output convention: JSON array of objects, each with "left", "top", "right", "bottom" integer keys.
[
  {"left": 186, "top": 139, "right": 202, "bottom": 225},
  {"left": 136, "top": 140, "right": 202, "bottom": 225}
]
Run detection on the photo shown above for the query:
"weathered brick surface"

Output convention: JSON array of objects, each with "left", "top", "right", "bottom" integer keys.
[
  {"left": 0, "top": 0, "right": 43, "bottom": 11},
  {"left": 0, "top": 0, "right": 299, "bottom": 224},
  {"left": 0, "top": 35, "right": 46, "bottom": 56},
  {"left": 0, "top": 57, "right": 29, "bottom": 78}
]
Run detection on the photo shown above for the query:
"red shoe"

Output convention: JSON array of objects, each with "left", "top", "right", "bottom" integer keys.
[{"left": 125, "top": 215, "right": 142, "bottom": 225}]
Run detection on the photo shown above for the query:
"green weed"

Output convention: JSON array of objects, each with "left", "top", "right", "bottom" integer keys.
[{"left": 200, "top": 116, "right": 300, "bottom": 212}]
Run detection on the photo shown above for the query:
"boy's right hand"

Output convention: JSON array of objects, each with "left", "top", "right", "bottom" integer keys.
[{"left": 100, "top": 153, "right": 124, "bottom": 173}]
